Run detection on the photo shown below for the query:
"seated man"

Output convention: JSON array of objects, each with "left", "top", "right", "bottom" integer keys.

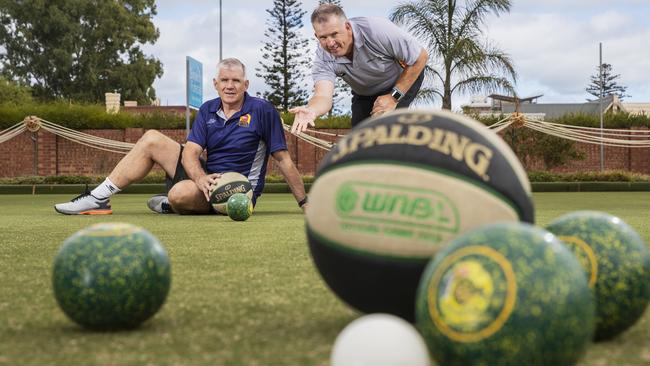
[{"left": 55, "top": 58, "right": 308, "bottom": 215}]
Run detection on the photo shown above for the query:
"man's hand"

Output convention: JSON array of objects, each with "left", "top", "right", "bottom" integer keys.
[
  {"left": 371, "top": 94, "right": 398, "bottom": 117},
  {"left": 289, "top": 106, "right": 317, "bottom": 134},
  {"left": 195, "top": 173, "right": 222, "bottom": 201}
]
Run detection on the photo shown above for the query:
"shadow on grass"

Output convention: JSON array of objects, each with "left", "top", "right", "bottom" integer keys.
[
  {"left": 252, "top": 210, "right": 304, "bottom": 216},
  {"left": 36, "top": 316, "right": 168, "bottom": 336}
]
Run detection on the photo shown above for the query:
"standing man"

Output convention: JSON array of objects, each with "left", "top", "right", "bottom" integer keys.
[
  {"left": 290, "top": 3, "right": 428, "bottom": 133},
  {"left": 55, "top": 58, "right": 308, "bottom": 215}
]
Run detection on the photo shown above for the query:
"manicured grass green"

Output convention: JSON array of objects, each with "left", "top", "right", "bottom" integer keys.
[{"left": 1, "top": 193, "right": 649, "bottom": 365}]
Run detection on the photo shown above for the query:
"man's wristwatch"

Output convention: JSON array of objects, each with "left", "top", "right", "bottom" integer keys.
[
  {"left": 298, "top": 196, "right": 308, "bottom": 208},
  {"left": 390, "top": 87, "right": 404, "bottom": 102}
]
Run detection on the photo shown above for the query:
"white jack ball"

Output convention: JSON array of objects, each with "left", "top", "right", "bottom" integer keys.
[{"left": 331, "top": 313, "right": 431, "bottom": 366}]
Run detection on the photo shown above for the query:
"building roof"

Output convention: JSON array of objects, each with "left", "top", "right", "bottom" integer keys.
[
  {"left": 488, "top": 94, "right": 544, "bottom": 103},
  {"left": 502, "top": 95, "right": 625, "bottom": 118}
]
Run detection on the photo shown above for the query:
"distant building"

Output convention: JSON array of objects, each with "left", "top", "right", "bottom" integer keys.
[
  {"left": 121, "top": 105, "right": 186, "bottom": 116},
  {"left": 105, "top": 92, "right": 121, "bottom": 114},
  {"left": 462, "top": 95, "right": 493, "bottom": 113},
  {"left": 462, "top": 94, "right": 543, "bottom": 114},
  {"left": 490, "top": 94, "right": 543, "bottom": 111},
  {"left": 104, "top": 92, "right": 185, "bottom": 116},
  {"left": 462, "top": 94, "right": 626, "bottom": 120}
]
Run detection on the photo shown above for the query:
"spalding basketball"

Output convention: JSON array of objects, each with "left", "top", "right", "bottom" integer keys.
[
  {"left": 305, "top": 110, "right": 534, "bottom": 320},
  {"left": 209, "top": 172, "right": 253, "bottom": 214}
]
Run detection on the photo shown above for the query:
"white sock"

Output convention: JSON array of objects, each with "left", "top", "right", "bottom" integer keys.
[{"left": 91, "top": 178, "right": 121, "bottom": 199}]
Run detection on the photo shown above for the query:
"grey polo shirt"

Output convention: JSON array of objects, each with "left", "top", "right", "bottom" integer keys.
[{"left": 312, "top": 17, "right": 423, "bottom": 96}]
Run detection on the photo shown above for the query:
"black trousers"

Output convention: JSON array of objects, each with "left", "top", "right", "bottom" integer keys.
[
  {"left": 350, "top": 70, "right": 425, "bottom": 127},
  {"left": 166, "top": 145, "right": 256, "bottom": 210},
  {"left": 166, "top": 144, "right": 207, "bottom": 192}
]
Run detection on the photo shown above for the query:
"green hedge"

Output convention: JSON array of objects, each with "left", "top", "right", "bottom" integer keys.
[
  {"left": 0, "top": 102, "right": 352, "bottom": 130},
  {"left": 527, "top": 170, "right": 650, "bottom": 182},
  {"left": 304, "top": 111, "right": 650, "bottom": 129},
  {"left": 4, "top": 102, "right": 650, "bottom": 130},
  {"left": 279, "top": 112, "right": 351, "bottom": 129},
  {"left": 0, "top": 102, "right": 190, "bottom": 129},
  {"left": 474, "top": 112, "right": 650, "bottom": 129},
  {"left": 0, "top": 172, "right": 167, "bottom": 185},
  {"left": 0, "top": 173, "right": 316, "bottom": 185},
  {"left": 2, "top": 171, "right": 648, "bottom": 185}
]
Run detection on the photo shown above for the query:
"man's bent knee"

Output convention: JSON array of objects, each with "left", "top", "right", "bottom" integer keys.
[
  {"left": 168, "top": 180, "right": 211, "bottom": 214},
  {"left": 138, "top": 130, "right": 174, "bottom": 148},
  {"left": 136, "top": 130, "right": 181, "bottom": 171}
]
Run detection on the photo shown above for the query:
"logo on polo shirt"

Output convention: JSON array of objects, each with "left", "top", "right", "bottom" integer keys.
[
  {"left": 207, "top": 118, "right": 218, "bottom": 125},
  {"left": 238, "top": 114, "right": 251, "bottom": 127}
]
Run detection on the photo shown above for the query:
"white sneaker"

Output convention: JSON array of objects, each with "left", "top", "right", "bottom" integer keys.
[
  {"left": 147, "top": 194, "right": 173, "bottom": 214},
  {"left": 54, "top": 191, "right": 112, "bottom": 215}
]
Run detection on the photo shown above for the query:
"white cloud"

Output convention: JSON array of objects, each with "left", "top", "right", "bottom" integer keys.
[
  {"left": 485, "top": 5, "right": 650, "bottom": 103},
  {"left": 146, "top": 0, "right": 400, "bottom": 106},
  {"left": 145, "top": 0, "right": 650, "bottom": 109},
  {"left": 143, "top": 6, "right": 268, "bottom": 105},
  {"left": 589, "top": 11, "right": 632, "bottom": 34}
]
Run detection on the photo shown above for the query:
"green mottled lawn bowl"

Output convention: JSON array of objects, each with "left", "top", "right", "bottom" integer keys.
[
  {"left": 52, "top": 223, "right": 171, "bottom": 330},
  {"left": 227, "top": 193, "right": 253, "bottom": 221},
  {"left": 416, "top": 222, "right": 595, "bottom": 366},
  {"left": 547, "top": 211, "right": 650, "bottom": 341}
]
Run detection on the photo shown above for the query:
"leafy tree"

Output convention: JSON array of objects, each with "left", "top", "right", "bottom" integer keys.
[
  {"left": 256, "top": 0, "right": 310, "bottom": 112},
  {"left": 317, "top": 0, "right": 351, "bottom": 116},
  {"left": 586, "top": 63, "right": 630, "bottom": 101},
  {"left": 0, "top": 76, "right": 32, "bottom": 104},
  {"left": 0, "top": 0, "right": 162, "bottom": 104},
  {"left": 390, "top": 0, "right": 516, "bottom": 110}
]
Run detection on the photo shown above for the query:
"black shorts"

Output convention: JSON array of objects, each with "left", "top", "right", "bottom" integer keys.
[
  {"left": 167, "top": 145, "right": 259, "bottom": 211},
  {"left": 166, "top": 144, "right": 207, "bottom": 193},
  {"left": 350, "top": 69, "right": 426, "bottom": 127}
]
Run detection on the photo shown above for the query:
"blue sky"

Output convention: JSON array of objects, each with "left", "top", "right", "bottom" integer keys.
[{"left": 145, "top": 0, "right": 650, "bottom": 110}]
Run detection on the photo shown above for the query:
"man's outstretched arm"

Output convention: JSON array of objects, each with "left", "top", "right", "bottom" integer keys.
[{"left": 289, "top": 80, "right": 335, "bottom": 135}]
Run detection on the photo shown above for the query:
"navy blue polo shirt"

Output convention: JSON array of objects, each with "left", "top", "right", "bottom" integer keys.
[{"left": 187, "top": 92, "right": 287, "bottom": 200}]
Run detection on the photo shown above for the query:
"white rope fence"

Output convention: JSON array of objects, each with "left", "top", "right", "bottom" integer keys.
[
  {"left": 487, "top": 115, "right": 516, "bottom": 133},
  {"left": 38, "top": 117, "right": 135, "bottom": 154},
  {"left": 522, "top": 117, "right": 650, "bottom": 148},
  {"left": 3, "top": 114, "right": 650, "bottom": 154},
  {"left": 0, "top": 121, "right": 27, "bottom": 144},
  {"left": 281, "top": 123, "right": 335, "bottom": 151},
  {"left": 286, "top": 114, "right": 515, "bottom": 150}
]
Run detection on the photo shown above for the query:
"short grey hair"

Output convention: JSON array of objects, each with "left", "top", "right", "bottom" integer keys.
[
  {"left": 217, "top": 58, "right": 246, "bottom": 78},
  {"left": 311, "top": 4, "right": 347, "bottom": 24}
]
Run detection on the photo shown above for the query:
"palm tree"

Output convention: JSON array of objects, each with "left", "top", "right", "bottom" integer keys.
[{"left": 390, "top": 0, "right": 516, "bottom": 110}]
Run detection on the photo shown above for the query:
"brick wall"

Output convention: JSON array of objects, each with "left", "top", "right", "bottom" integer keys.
[
  {"left": 521, "top": 143, "right": 633, "bottom": 172},
  {"left": 2, "top": 132, "right": 34, "bottom": 176},
  {"left": 1, "top": 127, "right": 649, "bottom": 178},
  {"left": 0, "top": 128, "right": 188, "bottom": 178},
  {"left": 517, "top": 126, "right": 650, "bottom": 172}
]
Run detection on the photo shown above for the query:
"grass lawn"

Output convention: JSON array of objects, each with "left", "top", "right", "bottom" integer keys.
[{"left": 1, "top": 192, "right": 649, "bottom": 365}]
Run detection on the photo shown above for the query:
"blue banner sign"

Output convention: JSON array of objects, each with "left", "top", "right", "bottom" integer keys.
[{"left": 186, "top": 56, "right": 203, "bottom": 109}]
